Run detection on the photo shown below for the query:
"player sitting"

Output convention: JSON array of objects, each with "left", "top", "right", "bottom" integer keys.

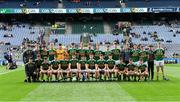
[
  {"left": 69, "top": 53, "right": 79, "bottom": 81},
  {"left": 138, "top": 59, "right": 149, "bottom": 81},
  {"left": 60, "top": 56, "right": 70, "bottom": 81},
  {"left": 40, "top": 57, "right": 50, "bottom": 82},
  {"left": 86, "top": 53, "right": 97, "bottom": 80},
  {"left": 106, "top": 53, "right": 116, "bottom": 80},
  {"left": 35, "top": 55, "right": 43, "bottom": 81},
  {"left": 126, "top": 59, "right": 137, "bottom": 81},
  {"left": 96, "top": 53, "right": 107, "bottom": 81},
  {"left": 49, "top": 58, "right": 61, "bottom": 81},
  {"left": 78, "top": 55, "right": 87, "bottom": 81},
  {"left": 116, "top": 58, "right": 126, "bottom": 81}
]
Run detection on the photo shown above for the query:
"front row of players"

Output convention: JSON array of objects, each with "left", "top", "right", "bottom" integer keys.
[{"left": 25, "top": 53, "right": 148, "bottom": 82}]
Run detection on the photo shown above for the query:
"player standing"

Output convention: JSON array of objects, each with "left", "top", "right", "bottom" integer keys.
[
  {"left": 104, "top": 44, "right": 112, "bottom": 60},
  {"left": 94, "top": 44, "right": 103, "bottom": 60},
  {"left": 131, "top": 44, "right": 140, "bottom": 65},
  {"left": 111, "top": 43, "right": 120, "bottom": 61},
  {"left": 56, "top": 43, "right": 65, "bottom": 60},
  {"left": 154, "top": 43, "right": 168, "bottom": 80},
  {"left": 48, "top": 43, "right": 56, "bottom": 62}
]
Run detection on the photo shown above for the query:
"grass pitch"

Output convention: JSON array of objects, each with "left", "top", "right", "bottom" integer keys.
[{"left": 0, "top": 64, "right": 180, "bottom": 102}]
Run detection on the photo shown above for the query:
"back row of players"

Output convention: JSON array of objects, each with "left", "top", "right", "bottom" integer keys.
[{"left": 23, "top": 42, "right": 167, "bottom": 82}]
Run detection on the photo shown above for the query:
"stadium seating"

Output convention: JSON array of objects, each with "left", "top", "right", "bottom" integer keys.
[
  {"left": 72, "top": 21, "right": 104, "bottom": 34},
  {"left": 0, "top": 24, "right": 42, "bottom": 45},
  {"left": 130, "top": 25, "right": 180, "bottom": 44}
]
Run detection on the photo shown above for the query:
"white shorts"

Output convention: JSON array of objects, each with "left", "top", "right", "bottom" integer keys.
[
  {"left": 144, "top": 61, "right": 148, "bottom": 67},
  {"left": 155, "top": 60, "right": 164, "bottom": 66},
  {"left": 133, "top": 61, "right": 139, "bottom": 66},
  {"left": 71, "top": 69, "right": 77, "bottom": 73},
  {"left": 136, "top": 61, "right": 148, "bottom": 67},
  {"left": 89, "top": 69, "right": 96, "bottom": 73}
]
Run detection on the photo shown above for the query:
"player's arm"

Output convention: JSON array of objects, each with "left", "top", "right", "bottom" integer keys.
[
  {"left": 95, "top": 63, "right": 98, "bottom": 70},
  {"left": 40, "top": 65, "right": 43, "bottom": 71},
  {"left": 105, "top": 60, "right": 108, "bottom": 69},
  {"left": 48, "top": 64, "right": 51, "bottom": 71},
  {"left": 58, "top": 63, "right": 61, "bottom": 70},
  {"left": 145, "top": 65, "right": 148, "bottom": 72},
  {"left": 77, "top": 62, "right": 80, "bottom": 70},
  {"left": 50, "top": 64, "right": 53, "bottom": 70},
  {"left": 113, "top": 64, "right": 116, "bottom": 70},
  {"left": 125, "top": 65, "right": 129, "bottom": 72},
  {"left": 68, "top": 63, "right": 71, "bottom": 70},
  {"left": 85, "top": 63, "right": 89, "bottom": 70}
]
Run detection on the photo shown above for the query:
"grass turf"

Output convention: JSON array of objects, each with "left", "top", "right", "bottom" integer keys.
[{"left": 0, "top": 64, "right": 180, "bottom": 101}]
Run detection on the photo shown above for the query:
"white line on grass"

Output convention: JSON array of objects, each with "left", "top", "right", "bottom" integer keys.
[
  {"left": 21, "top": 82, "right": 136, "bottom": 102},
  {"left": 0, "top": 67, "right": 23, "bottom": 75}
]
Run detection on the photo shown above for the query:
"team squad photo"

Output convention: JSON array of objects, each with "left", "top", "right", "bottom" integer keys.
[{"left": 1, "top": 0, "right": 180, "bottom": 101}]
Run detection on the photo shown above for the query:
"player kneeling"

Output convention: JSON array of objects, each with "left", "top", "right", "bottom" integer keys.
[
  {"left": 106, "top": 53, "right": 116, "bottom": 80},
  {"left": 49, "top": 59, "right": 61, "bottom": 81},
  {"left": 116, "top": 58, "right": 126, "bottom": 81},
  {"left": 40, "top": 57, "right": 51, "bottom": 82},
  {"left": 138, "top": 59, "right": 149, "bottom": 81},
  {"left": 126, "top": 59, "right": 137, "bottom": 81}
]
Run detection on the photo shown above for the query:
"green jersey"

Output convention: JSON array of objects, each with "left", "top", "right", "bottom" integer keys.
[
  {"left": 69, "top": 59, "right": 78, "bottom": 69},
  {"left": 51, "top": 60, "right": 59, "bottom": 70},
  {"left": 33, "top": 49, "right": 41, "bottom": 60},
  {"left": 131, "top": 49, "right": 140, "bottom": 62},
  {"left": 59, "top": 60, "right": 69, "bottom": 70},
  {"left": 139, "top": 50, "right": 149, "bottom": 62},
  {"left": 25, "top": 62, "right": 36, "bottom": 74},
  {"left": 87, "top": 59, "right": 96, "bottom": 69},
  {"left": 154, "top": 48, "right": 164, "bottom": 61},
  {"left": 79, "top": 60, "right": 87, "bottom": 70},
  {"left": 41, "top": 50, "right": 49, "bottom": 59},
  {"left": 41, "top": 62, "right": 50, "bottom": 70},
  {"left": 69, "top": 48, "right": 77, "bottom": 58},
  {"left": 97, "top": 59, "right": 107, "bottom": 69},
  {"left": 138, "top": 64, "right": 147, "bottom": 72},
  {"left": 35, "top": 59, "right": 43, "bottom": 69},
  {"left": 111, "top": 49, "right": 120, "bottom": 60},
  {"left": 94, "top": 50, "right": 103, "bottom": 60},
  {"left": 106, "top": 59, "right": 116, "bottom": 69},
  {"left": 78, "top": 49, "right": 86, "bottom": 60},
  {"left": 104, "top": 50, "right": 112, "bottom": 60},
  {"left": 86, "top": 49, "right": 94, "bottom": 60},
  {"left": 117, "top": 62, "right": 126, "bottom": 70},
  {"left": 48, "top": 49, "right": 56, "bottom": 61},
  {"left": 127, "top": 63, "right": 136, "bottom": 71}
]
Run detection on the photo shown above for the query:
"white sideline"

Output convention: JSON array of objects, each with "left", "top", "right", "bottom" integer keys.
[{"left": 0, "top": 67, "right": 23, "bottom": 75}]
